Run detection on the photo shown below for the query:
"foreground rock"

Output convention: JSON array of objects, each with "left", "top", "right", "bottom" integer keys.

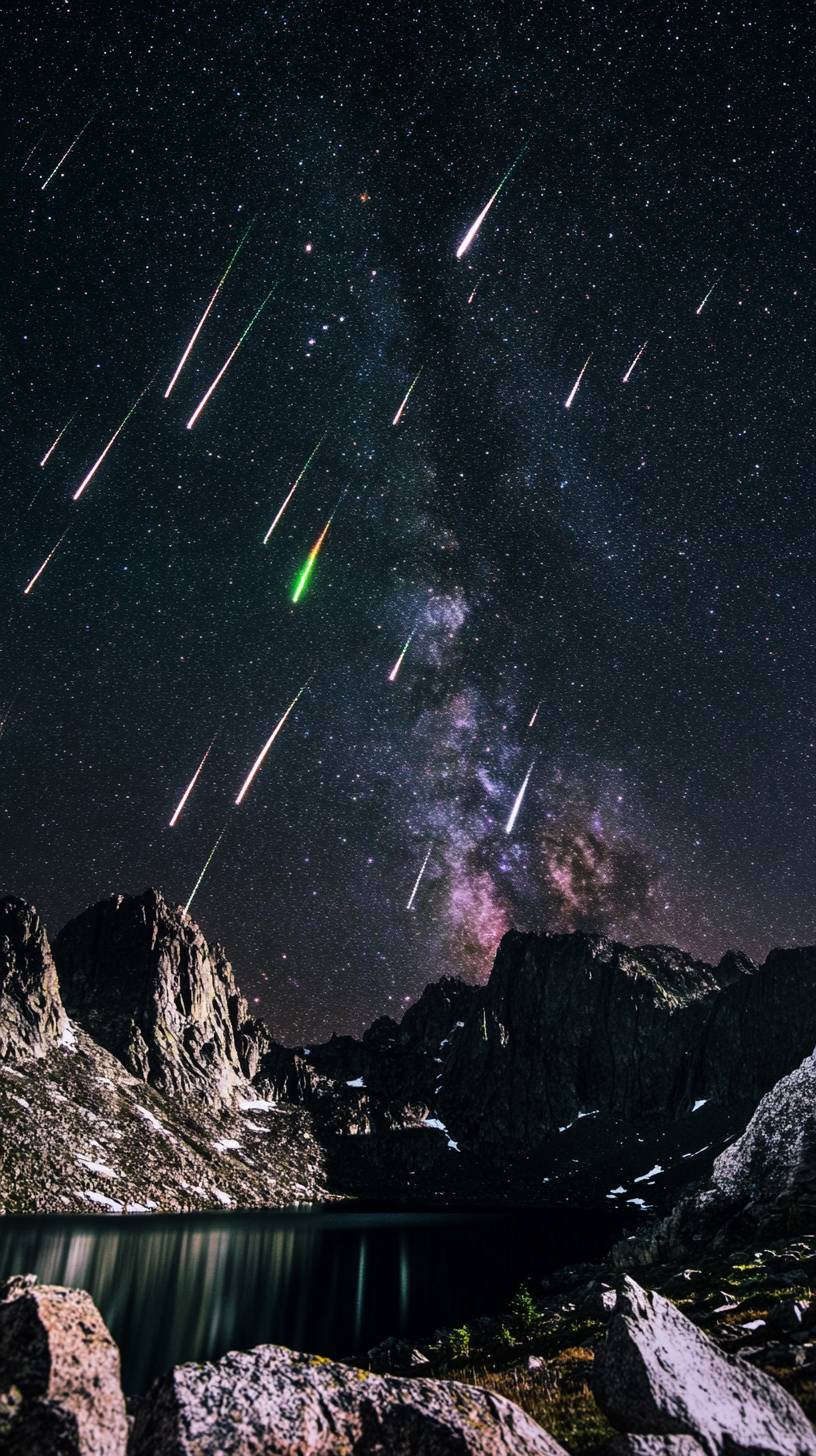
[
  {"left": 0, "top": 1274, "right": 127, "bottom": 1455},
  {"left": 594, "top": 1275, "right": 816, "bottom": 1456},
  {"left": 0, "top": 899, "right": 66, "bottom": 1062},
  {"left": 132, "top": 1341, "right": 567, "bottom": 1456}
]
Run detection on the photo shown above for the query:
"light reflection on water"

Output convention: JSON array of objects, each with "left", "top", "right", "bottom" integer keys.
[{"left": 0, "top": 1204, "right": 619, "bottom": 1391}]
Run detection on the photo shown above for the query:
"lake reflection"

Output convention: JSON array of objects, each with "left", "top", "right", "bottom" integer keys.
[{"left": 0, "top": 1204, "right": 621, "bottom": 1391}]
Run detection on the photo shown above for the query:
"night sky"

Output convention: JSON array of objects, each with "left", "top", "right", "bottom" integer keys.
[{"left": 3, "top": 3, "right": 815, "bottom": 1042}]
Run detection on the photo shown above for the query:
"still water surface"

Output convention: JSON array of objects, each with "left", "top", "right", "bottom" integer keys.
[{"left": 0, "top": 1204, "right": 621, "bottom": 1391}]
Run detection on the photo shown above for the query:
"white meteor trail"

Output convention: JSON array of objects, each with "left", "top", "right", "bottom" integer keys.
[
  {"left": 622, "top": 342, "right": 647, "bottom": 383},
  {"left": 186, "top": 287, "right": 275, "bottom": 430},
  {"left": 164, "top": 223, "right": 254, "bottom": 399},
  {"left": 392, "top": 367, "right": 423, "bottom": 426},
  {"left": 23, "top": 530, "right": 70, "bottom": 595},
  {"left": 455, "top": 145, "right": 528, "bottom": 259},
  {"left": 565, "top": 354, "right": 592, "bottom": 409},
  {"left": 72, "top": 375, "right": 155, "bottom": 501},
  {"left": 528, "top": 702, "right": 540, "bottom": 729},
  {"left": 406, "top": 843, "right": 433, "bottom": 909},
  {"left": 467, "top": 282, "right": 480, "bottom": 304},
  {"left": 235, "top": 675, "right": 313, "bottom": 806},
  {"left": 169, "top": 735, "right": 218, "bottom": 827},
  {"left": 263, "top": 433, "right": 326, "bottom": 545},
  {"left": 184, "top": 824, "right": 229, "bottom": 915},
  {"left": 41, "top": 117, "right": 94, "bottom": 191},
  {"left": 40, "top": 414, "right": 76, "bottom": 468},
  {"left": 505, "top": 762, "right": 535, "bottom": 835},
  {"left": 696, "top": 278, "right": 720, "bottom": 315},
  {"left": 388, "top": 630, "right": 415, "bottom": 682}
]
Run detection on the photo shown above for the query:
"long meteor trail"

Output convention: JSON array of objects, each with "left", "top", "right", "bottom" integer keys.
[
  {"left": 622, "top": 342, "right": 647, "bottom": 383},
  {"left": 40, "top": 414, "right": 76, "bottom": 468},
  {"left": 455, "top": 145, "right": 528, "bottom": 259},
  {"left": 41, "top": 117, "right": 94, "bottom": 191},
  {"left": 696, "top": 278, "right": 720, "bottom": 315},
  {"left": 291, "top": 490, "right": 346, "bottom": 603},
  {"left": 72, "top": 376, "right": 155, "bottom": 501},
  {"left": 169, "top": 734, "right": 219, "bottom": 827},
  {"left": 388, "top": 631, "right": 415, "bottom": 682},
  {"left": 263, "top": 434, "right": 325, "bottom": 544},
  {"left": 406, "top": 843, "right": 433, "bottom": 910},
  {"left": 392, "top": 367, "right": 423, "bottom": 426},
  {"left": 186, "top": 287, "right": 275, "bottom": 430},
  {"left": 505, "top": 762, "right": 535, "bottom": 835},
  {"left": 565, "top": 354, "right": 592, "bottom": 409},
  {"left": 164, "top": 223, "right": 254, "bottom": 399},
  {"left": 23, "top": 530, "right": 71, "bottom": 595},
  {"left": 234, "top": 676, "right": 313, "bottom": 806},
  {"left": 184, "top": 823, "right": 229, "bottom": 915}
]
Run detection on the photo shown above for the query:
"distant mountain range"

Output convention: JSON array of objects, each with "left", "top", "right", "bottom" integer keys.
[{"left": 1, "top": 887, "right": 814, "bottom": 1239}]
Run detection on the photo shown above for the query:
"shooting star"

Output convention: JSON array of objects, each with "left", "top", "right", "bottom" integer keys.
[
  {"left": 696, "top": 278, "right": 720, "bottom": 315},
  {"left": 168, "top": 734, "right": 219, "bottom": 827},
  {"left": 0, "top": 691, "right": 20, "bottom": 741},
  {"left": 392, "top": 367, "right": 423, "bottom": 426},
  {"left": 291, "top": 490, "right": 346, "bottom": 603},
  {"left": 388, "top": 630, "right": 415, "bottom": 682},
  {"left": 186, "top": 286, "right": 275, "bottom": 430},
  {"left": 565, "top": 354, "right": 592, "bottom": 409},
  {"left": 455, "top": 145, "right": 528, "bottom": 259},
  {"left": 41, "top": 117, "right": 94, "bottom": 191},
  {"left": 505, "top": 762, "right": 535, "bottom": 835},
  {"left": 23, "top": 530, "right": 70, "bottom": 596},
  {"left": 263, "top": 433, "right": 326, "bottom": 544},
  {"left": 21, "top": 134, "right": 44, "bottom": 173},
  {"left": 164, "top": 222, "right": 254, "bottom": 398},
  {"left": 528, "top": 702, "right": 540, "bottom": 729},
  {"left": 467, "top": 281, "right": 480, "bottom": 305},
  {"left": 72, "top": 376, "right": 155, "bottom": 501},
  {"left": 40, "top": 414, "right": 76, "bottom": 468},
  {"left": 184, "top": 823, "right": 229, "bottom": 915},
  {"left": 235, "top": 675, "right": 313, "bottom": 806},
  {"left": 406, "top": 843, "right": 433, "bottom": 910},
  {"left": 622, "top": 342, "right": 647, "bottom": 383}
]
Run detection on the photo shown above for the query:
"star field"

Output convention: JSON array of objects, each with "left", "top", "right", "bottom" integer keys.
[{"left": 2, "top": 3, "right": 815, "bottom": 1041}]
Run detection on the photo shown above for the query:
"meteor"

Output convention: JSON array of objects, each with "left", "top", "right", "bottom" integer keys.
[
  {"left": 186, "top": 286, "right": 275, "bottom": 430},
  {"left": 392, "top": 367, "right": 423, "bottom": 426},
  {"left": 388, "top": 631, "right": 415, "bottom": 682},
  {"left": 72, "top": 376, "right": 155, "bottom": 501},
  {"left": 40, "top": 414, "right": 76, "bottom": 468},
  {"left": 455, "top": 145, "right": 528, "bottom": 259},
  {"left": 622, "top": 342, "right": 647, "bottom": 383},
  {"left": 528, "top": 702, "right": 540, "bottom": 729},
  {"left": 23, "top": 529, "right": 70, "bottom": 595},
  {"left": 169, "top": 734, "right": 218, "bottom": 827},
  {"left": 565, "top": 354, "right": 592, "bottom": 409},
  {"left": 184, "top": 823, "right": 229, "bottom": 915},
  {"left": 234, "top": 676, "right": 313, "bottom": 806},
  {"left": 505, "top": 762, "right": 534, "bottom": 835},
  {"left": 164, "top": 222, "right": 254, "bottom": 399},
  {"left": 41, "top": 117, "right": 94, "bottom": 191},
  {"left": 0, "top": 691, "right": 19, "bottom": 740},
  {"left": 467, "top": 282, "right": 480, "bottom": 305},
  {"left": 263, "top": 433, "right": 326, "bottom": 544},
  {"left": 696, "top": 278, "right": 720, "bottom": 315},
  {"left": 291, "top": 490, "right": 346, "bottom": 603},
  {"left": 406, "top": 843, "right": 433, "bottom": 910}
]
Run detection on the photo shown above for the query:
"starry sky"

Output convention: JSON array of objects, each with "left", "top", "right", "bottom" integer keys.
[{"left": 3, "top": 2, "right": 815, "bottom": 1042}]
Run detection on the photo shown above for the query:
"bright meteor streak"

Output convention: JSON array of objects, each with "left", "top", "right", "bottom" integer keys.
[
  {"left": 263, "top": 433, "right": 326, "bottom": 544},
  {"left": 696, "top": 278, "right": 720, "bottom": 315},
  {"left": 406, "top": 843, "right": 433, "bottom": 910},
  {"left": 23, "top": 530, "right": 70, "bottom": 595},
  {"left": 41, "top": 117, "right": 94, "bottom": 191},
  {"left": 528, "top": 702, "right": 540, "bottom": 729},
  {"left": 164, "top": 223, "right": 254, "bottom": 399},
  {"left": 455, "top": 145, "right": 528, "bottom": 259},
  {"left": 565, "top": 353, "right": 592, "bottom": 409},
  {"left": 291, "top": 490, "right": 346, "bottom": 603},
  {"left": 235, "top": 676, "right": 313, "bottom": 806},
  {"left": 169, "top": 734, "right": 218, "bottom": 827},
  {"left": 186, "top": 287, "right": 275, "bottom": 430},
  {"left": 622, "top": 342, "right": 647, "bottom": 383},
  {"left": 392, "top": 367, "right": 423, "bottom": 426},
  {"left": 72, "top": 376, "right": 155, "bottom": 501},
  {"left": 388, "top": 631, "right": 415, "bottom": 682},
  {"left": 40, "top": 414, "right": 76, "bottom": 467},
  {"left": 184, "top": 824, "right": 229, "bottom": 915},
  {"left": 505, "top": 762, "right": 535, "bottom": 835}
]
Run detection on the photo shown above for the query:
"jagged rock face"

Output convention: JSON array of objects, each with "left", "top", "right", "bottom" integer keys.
[
  {"left": 53, "top": 889, "right": 251, "bottom": 1107},
  {"left": 0, "top": 898, "right": 66, "bottom": 1062},
  {"left": 130, "top": 1341, "right": 567, "bottom": 1456},
  {"left": 437, "top": 932, "right": 726, "bottom": 1145}
]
